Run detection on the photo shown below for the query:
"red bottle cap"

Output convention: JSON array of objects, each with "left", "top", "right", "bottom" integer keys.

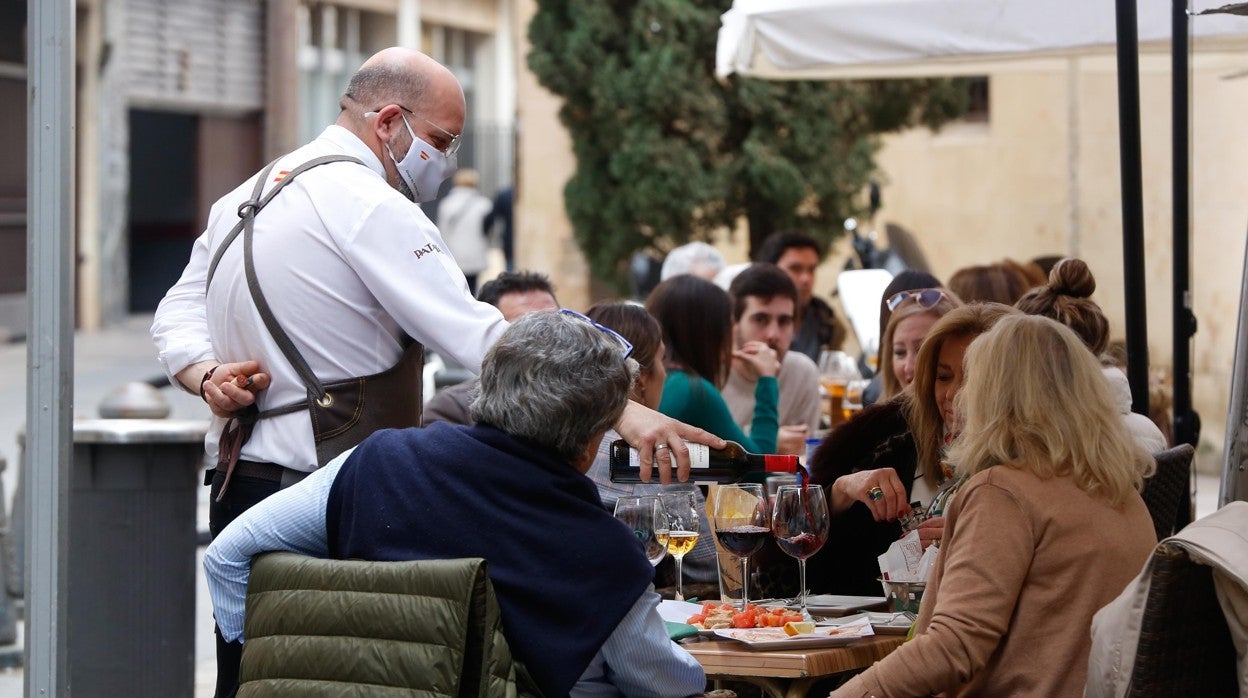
[{"left": 763, "top": 454, "right": 799, "bottom": 473}]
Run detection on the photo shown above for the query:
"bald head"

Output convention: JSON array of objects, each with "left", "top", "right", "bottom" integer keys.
[
  {"left": 336, "top": 48, "right": 466, "bottom": 193},
  {"left": 341, "top": 49, "right": 464, "bottom": 122}
]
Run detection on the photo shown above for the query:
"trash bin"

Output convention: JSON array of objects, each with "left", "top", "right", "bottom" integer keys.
[{"left": 21, "top": 418, "right": 208, "bottom": 697}]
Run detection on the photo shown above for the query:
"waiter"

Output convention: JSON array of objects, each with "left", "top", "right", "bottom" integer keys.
[{"left": 152, "top": 47, "right": 716, "bottom": 698}]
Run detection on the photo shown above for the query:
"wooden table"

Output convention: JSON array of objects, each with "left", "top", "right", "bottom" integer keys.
[{"left": 683, "top": 634, "right": 905, "bottom": 698}]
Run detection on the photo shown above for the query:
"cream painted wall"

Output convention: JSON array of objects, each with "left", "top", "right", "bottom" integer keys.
[
  {"left": 512, "top": 12, "right": 1248, "bottom": 465},
  {"left": 872, "top": 48, "right": 1248, "bottom": 467}
]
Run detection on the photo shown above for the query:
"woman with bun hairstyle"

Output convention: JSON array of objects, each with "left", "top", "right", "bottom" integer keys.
[
  {"left": 1015, "top": 258, "right": 1167, "bottom": 453},
  {"left": 832, "top": 315, "right": 1156, "bottom": 697}
]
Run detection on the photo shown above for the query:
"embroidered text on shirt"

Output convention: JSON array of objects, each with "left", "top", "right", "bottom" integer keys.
[{"left": 413, "top": 243, "right": 443, "bottom": 260}]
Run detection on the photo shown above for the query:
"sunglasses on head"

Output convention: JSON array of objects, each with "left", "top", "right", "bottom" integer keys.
[
  {"left": 559, "top": 308, "right": 634, "bottom": 360},
  {"left": 886, "top": 288, "right": 946, "bottom": 312}
]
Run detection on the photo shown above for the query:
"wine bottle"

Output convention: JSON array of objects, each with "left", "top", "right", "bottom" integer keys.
[{"left": 608, "top": 439, "right": 801, "bottom": 484}]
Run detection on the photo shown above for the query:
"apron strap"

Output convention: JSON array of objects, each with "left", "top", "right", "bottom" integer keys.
[{"left": 206, "top": 154, "right": 365, "bottom": 399}]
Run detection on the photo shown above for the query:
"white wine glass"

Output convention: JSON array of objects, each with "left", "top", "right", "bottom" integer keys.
[
  {"left": 613, "top": 495, "right": 668, "bottom": 567},
  {"left": 711, "top": 483, "right": 770, "bottom": 611},
  {"left": 659, "top": 489, "right": 700, "bottom": 601},
  {"left": 772, "top": 484, "right": 830, "bottom": 620}
]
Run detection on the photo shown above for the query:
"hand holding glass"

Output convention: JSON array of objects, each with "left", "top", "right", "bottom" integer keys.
[
  {"left": 659, "top": 490, "right": 700, "bottom": 601},
  {"left": 772, "top": 484, "right": 830, "bottom": 620},
  {"left": 613, "top": 495, "right": 668, "bottom": 567},
  {"left": 712, "top": 483, "right": 770, "bottom": 611}
]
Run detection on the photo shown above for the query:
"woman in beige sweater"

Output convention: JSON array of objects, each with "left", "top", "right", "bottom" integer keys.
[{"left": 833, "top": 314, "right": 1157, "bottom": 697}]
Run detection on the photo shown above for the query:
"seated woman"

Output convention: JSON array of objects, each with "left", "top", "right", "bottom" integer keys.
[
  {"left": 862, "top": 271, "right": 942, "bottom": 407},
  {"left": 831, "top": 314, "right": 1156, "bottom": 697},
  {"left": 801, "top": 303, "right": 1010, "bottom": 596},
  {"left": 646, "top": 275, "right": 780, "bottom": 454},
  {"left": 1015, "top": 257, "right": 1167, "bottom": 453},
  {"left": 582, "top": 301, "right": 717, "bottom": 586},
  {"left": 878, "top": 287, "right": 961, "bottom": 402}
]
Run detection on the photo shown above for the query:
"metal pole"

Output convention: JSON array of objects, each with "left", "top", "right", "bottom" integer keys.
[
  {"left": 1172, "top": 0, "right": 1200, "bottom": 449},
  {"left": 1115, "top": 0, "right": 1150, "bottom": 415},
  {"left": 25, "top": 0, "right": 75, "bottom": 695}
]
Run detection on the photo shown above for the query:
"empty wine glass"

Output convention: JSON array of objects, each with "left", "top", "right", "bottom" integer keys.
[
  {"left": 613, "top": 495, "right": 668, "bottom": 567},
  {"left": 659, "top": 489, "right": 701, "bottom": 601},
  {"left": 772, "top": 484, "right": 830, "bottom": 620},
  {"left": 711, "top": 483, "right": 770, "bottom": 611}
]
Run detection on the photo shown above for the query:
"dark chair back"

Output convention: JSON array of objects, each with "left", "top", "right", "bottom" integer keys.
[
  {"left": 1140, "top": 444, "right": 1195, "bottom": 540},
  {"left": 1125, "top": 541, "right": 1237, "bottom": 696}
]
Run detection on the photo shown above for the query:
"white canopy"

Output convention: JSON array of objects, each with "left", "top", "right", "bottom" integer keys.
[{"left": 717, "top": 0, "right": 1248, "bottom": 79}]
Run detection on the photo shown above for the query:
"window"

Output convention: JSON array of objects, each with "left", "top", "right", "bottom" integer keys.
[{"left": 964, "top": 76, "right": 989, "bottom": 123}]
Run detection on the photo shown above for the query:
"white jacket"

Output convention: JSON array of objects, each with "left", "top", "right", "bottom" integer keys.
[
  {"left": 437, "top": 185, "right": 493, "bottom": 275},
  {"left": 1085, "top": 501, "right": 1248, "bottom": 696},
  {"left": 1103, "top": 366, "right": 1168, "bottom": 454}
]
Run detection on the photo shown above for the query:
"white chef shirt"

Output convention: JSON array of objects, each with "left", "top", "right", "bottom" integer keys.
[{"left": 152, "top": 125, "right": 508, "bottom": 472}]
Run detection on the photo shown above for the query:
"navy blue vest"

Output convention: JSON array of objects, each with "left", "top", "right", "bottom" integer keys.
[{"left": 327, "top": 422, "right": 654, "bottom": 697}]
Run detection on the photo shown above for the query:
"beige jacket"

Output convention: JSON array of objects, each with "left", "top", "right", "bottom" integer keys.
[
  {"left": 1085, "top": 500, "right": 1248, "bottom": 697},
  {"left": 834, "top": 466, "right": 1155, "bottom": 697}
]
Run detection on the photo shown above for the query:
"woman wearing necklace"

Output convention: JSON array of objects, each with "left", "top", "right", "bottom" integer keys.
[{"left": 799, "top": 302, "right": 1017, "bottom": 596}]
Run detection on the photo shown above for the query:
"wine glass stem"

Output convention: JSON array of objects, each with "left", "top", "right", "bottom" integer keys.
[
  {"left": 798, "top": 558, "right": 810, "bottom": 621},
  {"left": 674, "top": 555, "right": 684, "bottom": 601},
  {"left": 739, "top": 556, "right": 750, "bottom": 611}
]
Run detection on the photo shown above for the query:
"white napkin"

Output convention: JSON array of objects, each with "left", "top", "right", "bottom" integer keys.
[{"left": 877, "top": 530, "right": 925, "bottom": 580}]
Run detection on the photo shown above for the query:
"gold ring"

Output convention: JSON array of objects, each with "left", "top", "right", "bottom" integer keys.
[{"left": 867, "top": 486, "right": 884, "bottom": 502}]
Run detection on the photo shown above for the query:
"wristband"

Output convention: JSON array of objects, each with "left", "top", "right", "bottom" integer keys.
[{"left": 200, "top": 365, "right": 221, "bottom": 403}]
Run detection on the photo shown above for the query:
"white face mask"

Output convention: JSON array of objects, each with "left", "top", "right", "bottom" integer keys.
[{"left": 385, "top": 113, "right": 456, "bottom": 203}]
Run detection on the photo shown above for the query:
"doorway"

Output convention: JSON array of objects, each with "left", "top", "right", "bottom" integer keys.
[{"left": 127, "top": 109, "right": 199, "bottom": 312}]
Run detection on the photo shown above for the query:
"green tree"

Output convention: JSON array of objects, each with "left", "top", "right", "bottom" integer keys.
[{"left": 528, "top": 0, "right": 967, "bottom": 289}]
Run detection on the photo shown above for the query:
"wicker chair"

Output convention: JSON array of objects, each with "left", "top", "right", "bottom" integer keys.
[
  {"left": 1140, "top": 444, "right": 1195, "bottom": 540},
  {"left": 1124, "top": 541, "right": 1237, "bottom": 697}
]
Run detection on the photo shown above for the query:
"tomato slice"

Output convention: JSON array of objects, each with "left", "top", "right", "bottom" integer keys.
[{"left": 732, "top": 611, "right": 755, "bottom": 628}]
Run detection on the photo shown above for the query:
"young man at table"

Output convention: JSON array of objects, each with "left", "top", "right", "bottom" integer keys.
[
  {"left": 754, "top": 231, "right": 848, "bottom": 363},
  {"left": 721, "top": 263, "right": 822, "bottom": 455},
  {"left": 204, "top": 312, "right": 706, "bottom": 698}
]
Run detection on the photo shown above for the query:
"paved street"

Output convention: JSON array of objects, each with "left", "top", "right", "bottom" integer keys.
[
  {"left": 0, "top": 315, "right": 217, "bottom": 696},
  {"left": 0, "top": 313, "right": 1230, "bottom": 696}
]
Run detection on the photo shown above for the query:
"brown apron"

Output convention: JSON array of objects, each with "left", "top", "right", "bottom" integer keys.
[{"left": 206, "top": 155, "right": 424, "bottom": 500}]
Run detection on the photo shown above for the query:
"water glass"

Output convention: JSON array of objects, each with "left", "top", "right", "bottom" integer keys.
[{"left": 613, "top": 495, "right": 668, "bottom": 567}]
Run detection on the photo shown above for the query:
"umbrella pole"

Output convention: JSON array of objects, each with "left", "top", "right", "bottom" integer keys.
[
  {"left": 1116, "top": 0, "right": 1151, "bottom": 416},
  {"left": 1172, "top": 0, "right": 1200, "bottom": 450}
]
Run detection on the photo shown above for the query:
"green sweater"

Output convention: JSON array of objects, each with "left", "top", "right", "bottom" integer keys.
[{"left": 659, "top": 370, "right": 779, "bottom": 454}]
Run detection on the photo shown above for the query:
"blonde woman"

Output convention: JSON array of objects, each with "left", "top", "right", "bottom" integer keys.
[
  {"left": 804, "top": 304, "right": 1013, "bottom": 596},
  {"left": 879, "top": 288, "right": 961, "bottom": 400},
  {"left": 832, "top": 315, "right": 1156, "bottom": 698}
]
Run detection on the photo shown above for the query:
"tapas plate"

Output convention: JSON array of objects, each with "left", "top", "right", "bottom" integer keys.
[{"left": 712, "top": 617, "right": 873, "bottom": 650}]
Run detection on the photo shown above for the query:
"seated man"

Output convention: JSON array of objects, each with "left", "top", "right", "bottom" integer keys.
[
  {"left": 722, "top": 264, "right": 821, "bottom": 455},
  {"left": 205, "top": 312, "right": 706, "bottom": 698},
  {"left": 422, "top": 270, "right": 559, "bottom": 425},
  {"left": 755, "top": 231, "right": 848, "bottom": 362}
]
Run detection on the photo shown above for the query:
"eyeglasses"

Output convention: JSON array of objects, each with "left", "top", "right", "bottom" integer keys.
[
  {"left": 886, "top": 288, "right": 946, "bottom": 312},
  {"left": 559, "top": 308, "right": 634, "bottom": 360},
  {"left": 364, "top": 104, "right": 462, "bottom": 156}
]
